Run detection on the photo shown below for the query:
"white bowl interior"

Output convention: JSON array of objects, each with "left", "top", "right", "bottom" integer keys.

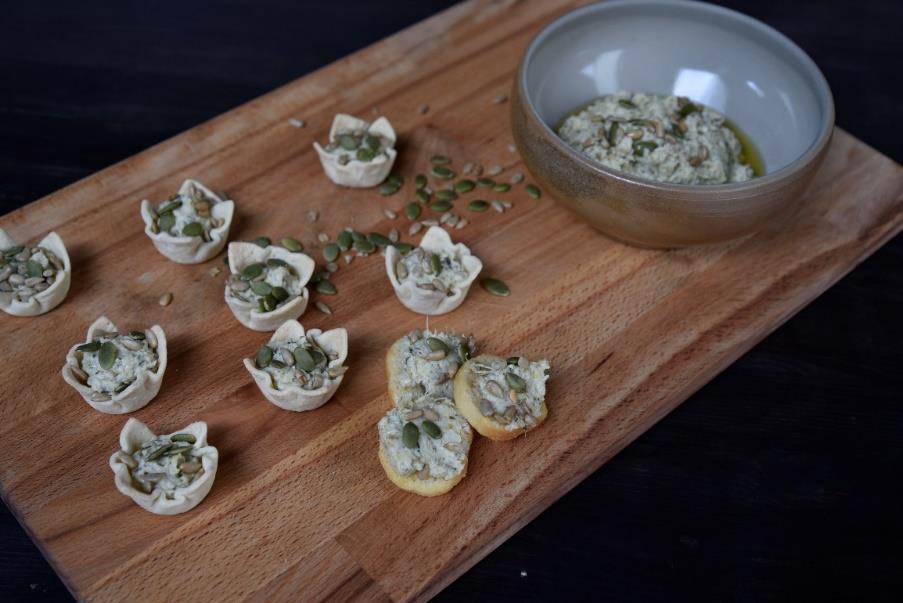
[{"left": 524, "top": 0, "right": 832, "bottom": 174}]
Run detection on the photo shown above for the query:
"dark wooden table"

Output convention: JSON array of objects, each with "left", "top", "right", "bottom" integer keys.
[{"left": 2, "top": 1, "right": 901, "bottom": 600}]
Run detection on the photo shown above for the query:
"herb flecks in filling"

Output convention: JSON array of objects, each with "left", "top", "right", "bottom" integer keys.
[
  {"left": 0, "top": 244, "right": 64, "bottom": 301},
  {"left": 149, "top": 183, "right": 224, "bottom": 239},
  {"left": 394, "top": 247, "right": 470, "bottom": 297},
  {"left": 254, "top": 333, "right": 346, "bottom": 391},
  {"left": 227, "top": 259, "right": 302, "bottom": 313},
  {"left": 75, "top": 330, "right": 159, "bottom": 396},
  {"left": 470, "top": 356, "right": 550, "bottom": 430},
  {"left": 124, "top": 433, "right": 204, "bottom": 498},
  {"left": 558, "top": 91, "right": 756, "bottom": 185}
]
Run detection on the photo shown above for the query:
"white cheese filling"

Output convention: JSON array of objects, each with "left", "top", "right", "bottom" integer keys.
[
  {"left": 394, "top": 329, "right": 474, "bottom": 406},
  {"left": 378, "top": 398, "right": 470, "bottom": 481},
  {"left": 469, "top": 356, "right": 550, "bottom": 431},
  {"left": 395, "top": 247, "right": 470, "bottom": 296},
  {"left": 79, "top": 333, "right": 158, "bottom": 395},
  {"left": 152, "top": 183, "right": 221, "bottom": 237},
  {"left": 257, "top": 336, "right": 345, "bottom": 391},
  {"left": 128, "top": 434, "right": 204, "bottom": 498},
  {"left": 558, "top": 91, "right": 754, "bottom": 185}
]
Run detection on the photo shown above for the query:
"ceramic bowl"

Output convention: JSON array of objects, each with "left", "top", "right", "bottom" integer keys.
[{"left": 511, "top": 0, "right": 835, "bottom": 247}]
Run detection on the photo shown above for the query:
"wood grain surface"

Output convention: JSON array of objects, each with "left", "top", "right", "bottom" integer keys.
[{"left": 0, "top": 0, "right": 901, "bottom": 600}]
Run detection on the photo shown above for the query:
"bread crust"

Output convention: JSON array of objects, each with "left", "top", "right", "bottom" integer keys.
[{"left": 453, "top": 355, "right": 548, "bottom": 441}]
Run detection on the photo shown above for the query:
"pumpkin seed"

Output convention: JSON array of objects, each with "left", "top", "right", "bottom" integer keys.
[
  {"left": 317, "top": 232, "right": 329, "bottom": 243},
  {"left": 481, "top": 277, "right": 510, "bottom": 296},
  {"left": 387, "top": 173, "right": 404, "bottom": 187},
  {"left": 281, "top": 237, "right": 303, "bottom": 252},
  {"left": 179, "top": 460, "right": 202, "bottom": 474},
  {"left": 492, "top": 182, "right": 511, "bottom": 193},
  {"left": 128, "top": 330, "right": 146, "bottom": 340},
  {"left": 454, "top": 179, "right": 475, "bottom": 193},
  {"left": 525, "top": 184, "right": 542, "bottom": 199},
  {"left": 426, "top": 337, "right": 449, "bottom": 354},
  {"left": 393, "top": 242, "right": 414, "bottom": 253},
  {"left": 364, "top": 134, "right": 381, "bottom": 150},
  {"left": 335, "top": 230, "right": 352, "bottom": 251},
  {"left": 293, "top": 347, "right": 316, "bottom": 372},
  {"left": 402, "top": 422, "right": 420, "bottom": 448},
  {"left": 316, "top": 280, "right": 337, "bottom": 295},
  {"left": 431, "top": 165, "right": 454, "bottom": 179},
  {"left": 171, "top": 433, "right": 196, "bottom": 444},
  {"left": 436, "top": 189, "right": 457, "bottom": 202},
  {"left": 618, "top": 98, "right": 637, "bottom": 109},
  {"left": 408, "top": 222, "right": 423, "bottom": 236},
  {"left": 415, "top": 174, "right": 427, "bottom": 189},
  {"left": 367, "top": 233, "right": 392, "bottom": 247},
  {"left": 241, "top": 263, "right": 264, "bottom": 280},
  {"left": 383, "top": 208, "right": 398, "bottom": 220},
  {"left": 253, "top": 236, "right": 271, "bottom": 248},
  {"left": 98, "top": 342, "right": 117, "bottom": 369},
  {"left": 429, "top": 253, "right": 442, "bottom": 275},
  {"left": 430, "top": 200, "right": 452, "bottom": 212},
  {"left": 157, "top": 213, "right": 176, "bottom": 232},
  {"left": 430, "top": 154, "right": 451, "bottom": 165},
  {"left": 404, "top": 202, "right": 422, "bottom": 220},
  {"left": 146, "top": 444, "right": 172, "bottom": 461},
  {"left": 251, "top": 281, "right": 273, "bottom": 296},
  {"left": 457, "top": 343, "right": 470, "bottom": 364},
  {"left": 354, "top": 238, "right": 376, "bottom": 254},
  {"left": 378, "top": 182, "right": 400, "bottom": 196},
  {"left": 271, "top": 286, "right": 289, "bottom": 302},
  {"left": 323, "top": 243, "right": 340, "bottom": 262},
  {"left": 633, "top": 140, "right": 658, "bottom": 157},
  {"left": 267, "top": 258, "right": 290, "bottom": 270},
  {"left": 157, "top": 198, "right": 182, "bottom": 215},
  {"left": 476, "top": 177, "right": 495, "bottom": 188},
  {"left": 421, "top": 420, "right": 442, "bottom": 439},
  {"left": 415, "top": 189, "right": 431, "bottom": 203},
  {"left": 468, "top": 200, "right": 490, "bottom": 212},
  {"left": 338, "top": 134, "right": 359, "bottom": 150},
  {"left": 505, "top": 371, "right": 527, "bottom": 392},
  {"left": 25, "top": 260, "right": 43, "bottom": 278},
  {"left": 76, "top": 341, "right": 101, "bottom": 353},
  {"left": 256, "top": 345, "right": 273, "bottom": 368},
  {"left": 181, "top": 222, "right": 203, "bottom": 237}
]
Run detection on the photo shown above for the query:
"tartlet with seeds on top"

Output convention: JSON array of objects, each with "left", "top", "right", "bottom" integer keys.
[
  {"left": 110, "top": 418, "right": 218, "bottom": 515},
  {"left": 313, "top": 114, "right": 397, "bottom": 188},
  {"left": 0, "top": 228, "right": 71, "bottom": 317},
  {"left": 140, "top": 179, "right": 235, "bottom": 264},
  {"left": 453, "top": 354, "right": 551, "bottom": 441},
  {"left": 61, "top": 316, "right": 167, "bottom": 414},
  {"left": 243, "top": 319, "right": 349, "bottom": 412},
  {"left": 385, "top": 226, "right": 483, "bottom": 315},
  {"left": 224, "top": 241, "right": 316, "bottom": 332},
  {"left": 378, "top": 395, "right": 473, "bottom": 497},
  {"left": 386, "top": 328, "right": 475, "bottom": 410}
]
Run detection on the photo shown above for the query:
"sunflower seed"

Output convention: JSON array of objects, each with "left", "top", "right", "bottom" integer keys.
[
  {"left": 317, "top": 232, "right": 329, "bottom": 244},
  {"left": 288, "top": 118, "right": 306, "bottom": 128},
  {"left": 486, "top": 165, "right": 503, "bottom": 176},
  {"left": 504, "top": 406, "right": 518, "bottom": 421},
  {"left": 418, "top": 465, "right": 430, "bottom": 480},
  {"left": 501, "top": 200, "right": 512, "bottom": 209},
  {"left": 403, "top": 409, "right": 423, "bottom": 421},
  {"left": 255, "top": 345, "right": 273, "bottom": 368},
  {"left": 307, "top": 210, "right": 319, "bottom": 222},
  {"left": 444, "top": 442, "right": 464, "bottom": 453},
  {"left": 422, "top": 407, "right": 440, "bottom": 422},
  {"left": 422, "top": 219, "right": 439, "bottom": 227},
  {"left": 315, "top": 300, "right": 332, "bottom": 314},
  {"left": 70, "top": 363, "right": 88, "bottom": 382},
  {"left": 425, "top": 349, "right": 446, "bottom": 361},
  {"left": 491, "top": 200, "right": 505, "bottom": 213},
  {"left": 508, "top": 143, "right": 517, "bottom": 153},
  {"left": 455, "top": 218, "right": 468, "bottom": 229},
  {"left": 486, "top": 380, "right": 505, "bottom": 398},
  {"left": 383, "top": 208, "right": 398, "bottom": 220},
  {"left": 481, "top": 277, "right": 510, "bottom": 296},
  {"left": 408, "top": 222, "right": 423, "bottom": 236},
  {"left": 506, "top": 371, "right": 527, "bottom": 392},
  {"left": 493, "top": 94, "right": 508, "bottom": 104},
  {"left": 462, "top": 162, "right": 475, "bottom": 174},
  {"left": 395, "top": 261, "right": 408, "bottom": 279},
  {"left": 418, "top": 103, "right": 430, "bottom": 115},
  {"left": 344, "top": 254, "right": 354, "bottom": 265},
  {"left": 158, "top": 292, "right": 173, "bottom": 306}
]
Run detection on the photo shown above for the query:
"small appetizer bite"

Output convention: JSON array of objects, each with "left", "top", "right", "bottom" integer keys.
[
  {"left": 385, "top": 226, "right": 482, "bottom": 315},
  {"left": 386, "top": 328, "right": 475, "bottom": 409},
  {"left": 61, "top": 316, "right": 167, "bottom": 414},
  {"left": 313, "top": 114, "right": 397, "bottom": 188},
  {"left": 243, "top": 319, "right": 349, "bottom": 412},
  {"left": 378, "top": 396, "right": 472, "bottom": 497},
  {"left": 140, "top": 179, "right": 234, "bottom": 264},
  {"left": 225, "top": 241, "right": 315, "bottom": 332},
  {"left": 110, "top": 418, "right": 218, "bottom": 515},
  {"left": 454, "top": 354, "right": 551, "bottom": 441},
  {"left": 0, "top": 229, "right": 70, "bottom": 317}
]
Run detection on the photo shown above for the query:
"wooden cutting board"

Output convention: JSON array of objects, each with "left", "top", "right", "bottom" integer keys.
[{"left": 1, "top": 0, "right": 900, "bottom": 600}]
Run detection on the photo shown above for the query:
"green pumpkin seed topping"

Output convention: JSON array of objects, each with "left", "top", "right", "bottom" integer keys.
[
  {"left": 157, "top": 213, "right": 176, "bottom": 232},
  {"left": 618, "top": 98, "right": 638, "bottom": 109},
  {"left": 241, "top": 263, "right": 264, "bottom": 279},
  {"left": 76, "top": 341, "right": 102, "bottom": 353},
  {"left": 98, "top": 341, "right": 118, "bottom": 370},
  {"left": 256, "top": 345, "right": 273, "bottom": 368},
  {"left": 253, "top": 236, "right": 271, "bottom": 248},
  {"left": 402, "top": 422, "right": 420, "bottom": 448},
  {"left": 476, "top": 177, "right": 495, "bottom": 188},
  {"left": 491, "top": 182, "right": 511, "bottom": 193},
  {"left": 457, "top": 343, "right": 470, "bottom": 363},
  {"left": 633, "top": 140, "right": 659, "bottom": 156},
  {"left": 356, "top": 147, "right": 375, "bottom": 162},
  {"left": 435, "top": 189, "right": 457, "bottom": 202},
  {"left": 129, "top": 330, "right": 146, "bottom": 340},
  {"left": 415, "top": 189, "right": 431, "bottom": 203},
  {"left": 182, "top": 222, "right": 203, "bottom": 237},
  {"left": 170, "top": 433, "right": 197, "bottom": 444},
  {"left": 426, "top": 337, "right": 450, "bottom": 354},
  {"left": 378, "top": 182, "right": 400, "bottom": 196},
  {"left": 363, "top": 134, "right": 381, "bottom": 150},
  {"left": 338, "top": 134, "right": 359, "bottom": 150},
  {"left": 354, "top": 238, "right": 376, "bottom": 254},
  {"left": 393, "top": 242, "right": 414, "bottom": 253},
  {"left": 505, "top": 371, "right": 527, "bottom": 392},
  {"left": 271, "top": 286, "right": 289, "bottom": 302},
  {"left": 481, "top": 277, "right": 510, "bottom": 297},
  {"left": 293, "top": 347, "right": 316, "bottom": 372},
  {"left": 26, "top": 260, "right": 44, "bottom": 277},
  {"left": 387, "top": 173, "right": 404, "bottom": 188},
  {"left": 429, "top": 253, "right": 443, "bottom": 275},
  {"left": 421, "top": 420, "right": 442, "bottom": 439},
  {"left": 334, "top": 230, "right": 351, "bottom": 251}
]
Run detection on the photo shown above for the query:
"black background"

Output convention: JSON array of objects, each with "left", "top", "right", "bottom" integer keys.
[{"left": 1, "top": 1, "right": 901, "bottom": 601}]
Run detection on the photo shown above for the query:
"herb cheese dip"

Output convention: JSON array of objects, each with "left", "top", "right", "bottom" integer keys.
[
  {"left": 226, "top": 259, "right": 303, "bottom": 313},
  {"left": 253, "top": 333, "right": 347, "bottom": 391},
  {"left": 148, "top": 181, "right": 225, "bottom": 239},
  {"left": 557, "top": 91, "right": 758, "bottom": 185},
  {"left": 74, "top": 330, "right": 159, "bottom": 396},
  {"left": 120, "top": 432, "right": 205, "bottom": 497},
  {"left": 469, "top": 355, "right": 550, "bottom": 430},
  {"left": 394, "top": 246, "right": 470, "bottom": 297},
  {"left": 391, "top": 329, "right": 475, "bottom": 407}
]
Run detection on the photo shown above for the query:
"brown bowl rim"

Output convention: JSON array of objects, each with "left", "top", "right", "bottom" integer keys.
[{"left": 515, "top": 0, "right": 836, "bottom": 199}]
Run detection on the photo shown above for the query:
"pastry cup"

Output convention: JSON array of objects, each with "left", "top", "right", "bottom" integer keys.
[
  {"left": 109, "top": 418, "right": 218, "bottom": 515},
  {"left": 140, "top": 179, "right": 235, "bottom": 264},
  {"left": 0, "top": 229, "right": 71, "bottom": 317},
  {"left": 225, "top": 242, "right": 315, "bottom": 332},
  {"left": 313, "top": 114, "right": 398, "bottom": 188},
  {"left": 61, "top": 316, "right": 168, "bottom": 414},
  {"left": 243, "top": 319, "right": 349, "bottom": 412},
  {"left": 385, "top": 226, "right": 483, "bottom": 315}
]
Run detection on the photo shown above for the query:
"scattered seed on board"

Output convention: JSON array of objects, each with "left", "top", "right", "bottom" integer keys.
[
  {"left": 307, "top": 210, "right": 319, "bottom": 222},
  {"left": 325, "top": 262, "right": 338, "bottom": 273},
  {"left": 462, "top": 162, "right": 475, "bottom": 174},
  {"left": 418, "top": 103, "right": 430, "bottom": 115},
  {"left": 493, "top": 94, "right": 508, "bottom": 104},
  {"left": 455, "top": 218, "right": 469, "bottom": 229},
  {"left": 317, "top": 232, "right": 329, "bottom": 243},
  {"left": 421, "top": 219, "right": 439, "bottom": 227},
  {"left": 481, "top": 277, "right": 511, "bottom": 297},
  {"left": 323, "top": 243, "right": 340, "bottom": 262},
  {"left": 315, "top": 300, "right": 332, "bottom": 314},
  {"left": 525, "top": 183, "right": 542, "bottom": 199},
  {"left": 208, "top": 267, "right": 221, "bottom": 277},
  {"left": 408, "top": 222, "right": 423, "bottom": 236},
  {"left": 282, "top": 237, "right": 303, "bottom": 252},
  {"left": 487, "top": 165, "right": 503, "bottom": 177},
  {"left": 383, "top": 208, "right": 398, "bottom": 220},
  {"left": 316, "top": 280, "right": 337, "bottom": 295},
  {"left": 491, "top": 200, "right": 505, "bottom": 213},
  {"left": 344, "top": 254, "right": 354, "bottom": 265},
  {"left": 508, "top": 143, "right": 517, "bottom": 153},
  {"left": 501, "top": 200, "right": 513, "bottom": 209},
  {"left": 288, "top": 118, "right": 306, "bottom": 128},
  {"left": 159, "top": 292, "right": 173, "bottom": 307},
  {"left": 388, "top": 228, "right": 399, "bottom": 243},
  {"left": 510, "top": 172, "right": 524, "bottom": 184}
]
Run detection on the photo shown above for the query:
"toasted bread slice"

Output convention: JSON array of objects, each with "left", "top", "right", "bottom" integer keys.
[
  {"left": 377, "top": 397, "right": 473, "bottom": 496},
  {"left": 386, "top": 329, "right": 475, "bottom": 409},
  {"left": 453, "top": 354, "right": 550, "bottom": 441}
]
